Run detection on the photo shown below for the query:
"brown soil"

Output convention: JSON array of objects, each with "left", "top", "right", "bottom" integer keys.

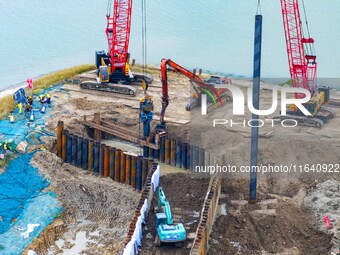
[
  {"left": 209, "top": 204, "right": 332, "bottom": 255},
  {"left": 27, "top": 70, "right": 340, "bottom": 254},
  {"left": 208, "top": 177, "right": 333, "bottom": 255},
  {"left": 141, "top": 173, "right": 210, "bottom": 255},
  {"left": 26, "top": 151, "right": 140, "bottom": 255}
]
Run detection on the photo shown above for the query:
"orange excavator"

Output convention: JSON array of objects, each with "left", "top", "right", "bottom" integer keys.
[
  {"left": 140, "top": 59, "right": 229, "bottom": 133},
  {"left": 160, "top": 58, "right": 229, "bottom": 113}
]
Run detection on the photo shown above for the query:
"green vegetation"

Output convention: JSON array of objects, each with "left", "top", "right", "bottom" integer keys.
[
  {"left": 0, "top": 64, "right": 95, "bottom": 119},
  {"left": 0, "top": 95, "right": 16, "bottom": 119},
  {"left": 130, "top": 64, "right": 160, "bottom": 75},
  {"left": 279, "top": 79, "right": 293, "bottom": 87}
]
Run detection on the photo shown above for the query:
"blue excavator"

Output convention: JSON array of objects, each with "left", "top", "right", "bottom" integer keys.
[{"left": 154, "top": 187, "right": 186, "bottom": 247}]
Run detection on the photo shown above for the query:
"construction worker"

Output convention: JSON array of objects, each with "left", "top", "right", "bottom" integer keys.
[
  {"left": 17, "top": 103, "right": 23, "bottom": 114},
  {"left": 3, "top": 141, "right": 12, "bottom": 152},
  {"left": 9, "top": 113, "right": 14, "bottom": 123},
  {"left": 39, "top": 95, "right": 46, "bottom": 104},
  {"left": 45, "top": 93, "right": 51, "bottom": 104},
  {"left": 25, "top": 103, "right": 32, "bottom": 112},
  {"left": 27, "top": 95, "right": 33, "bottom": 105}
]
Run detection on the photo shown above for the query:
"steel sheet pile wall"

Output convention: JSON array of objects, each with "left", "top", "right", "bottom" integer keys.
[
  {"left": 84, "top": 113, "right": 213, "bottom": 172},
  {"left": 122, "top": 164, "right": 160, "bottom": 255},
  {"left": 190, "top": 175, "right": 221, "bottom": 255},
  {"left": 146, "top": 138, "right": 212, "bottom": 172},
  {"left": 56, "top": 121, "right": 153, "bottom": 191}
]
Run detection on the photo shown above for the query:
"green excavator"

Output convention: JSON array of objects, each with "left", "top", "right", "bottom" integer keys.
[{"left": 154, "top": 187, "right": 186, "bottom": 247}]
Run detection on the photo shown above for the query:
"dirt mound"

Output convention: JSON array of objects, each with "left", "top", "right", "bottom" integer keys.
[
  {"left": 28, "top": 151, "right": 140, "bottom": 254},
  {"left": 209, "top": 202, "right": 332, "bottom": 255},
  {"left": 208, "top": 176, "right": 333, "bottom": 255},
  {"left": 304, "top": 178, "right": 340, "bottom": 254}
]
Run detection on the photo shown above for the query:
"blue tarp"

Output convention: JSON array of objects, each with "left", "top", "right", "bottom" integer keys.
[
  {"left": 0, "top": 153, "right": 51, "bottom": 234},
  {"left": 0, "top": 86, "right": 60, "bottom": 148},
  {"left": 0, "top": 191, "right": 62, "bottom": 255},
  {"left": 0, "top": 85, "right": 63, "bottom": 254}
]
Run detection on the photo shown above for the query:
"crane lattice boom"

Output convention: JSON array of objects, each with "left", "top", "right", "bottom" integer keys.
[
  {"left": 280, "top": 0, "right": 317, "bottom": 98},
  {"left": 106, "top": 0, "right": 132, "bottom": 68}
]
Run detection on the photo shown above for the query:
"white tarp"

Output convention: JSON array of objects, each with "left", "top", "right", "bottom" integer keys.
[
  {"left": 123, "top": 238, "right": 136, "bottom": 255},
  {"left": 151, "top": 165, "right": 160, "bottom": 192},
  {"left": 140, "top": 199, "right": 148, "bottom": 224},
  {"left": 123, "top": 164, "right": 160, "bottom": 254}
]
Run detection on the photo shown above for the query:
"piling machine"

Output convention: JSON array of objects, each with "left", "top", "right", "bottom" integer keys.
[
  {"left": 160, "top": 58, "right": 227, "bottom": 113},
  {"left": 139, "top": 58, "right": 229, "bottom": 137},
  {"left": 154, "top": 187, "right": 186, "bottom": 247},
  {"left": 275, "top": 0, "right": 335, "bottom": 127},
  {"left": 80, "top": 0, "right": 153, "bottom": 96}
]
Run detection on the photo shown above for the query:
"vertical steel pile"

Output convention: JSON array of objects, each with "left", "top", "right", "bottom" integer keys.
[
  {"left": 56, "top": 122, "right": 152, "bottom": 191},
  {"left": 250, "top": 14, "right": 263, "bottom": 202},
  {"left": 190, "top": 175, "right": 221, "bottom": 255}
]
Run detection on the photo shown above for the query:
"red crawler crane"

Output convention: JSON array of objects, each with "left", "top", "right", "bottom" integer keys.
[
  {"left": 277, "top": 0, "right": 334, "bottom": 127},
  {"left": 280, "top": 0, "right": 316, "bottom": 97},
  {"left": 80, "top": 0, "right": 153, "bottom": 96},
  {"left": 106, "top": 0, "right": 132, "bottom": 74}
]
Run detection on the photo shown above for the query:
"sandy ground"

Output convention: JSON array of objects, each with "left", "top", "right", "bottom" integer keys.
[
  {"left": 188, "top": 87, "right": 340, "bottom": 254},
  {"left": 26, "top": 151, "right": 140, "bottom": 255},
  {"left": 22, "top": 69, "right": 340, "bottom": 254}
]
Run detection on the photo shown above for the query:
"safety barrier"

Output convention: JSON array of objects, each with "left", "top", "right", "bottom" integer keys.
[
  {"left": 56, "top": 121, "right": 154, "bottom": 191},
  {"left": 122, "top": 163, "right": 160, "bottom": 255},
  {"left": 190, "top": 175, "right": 221, "bottom": 255}
]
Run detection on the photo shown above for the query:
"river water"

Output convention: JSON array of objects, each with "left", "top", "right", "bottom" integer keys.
[{"left": 0, "top": 0, "right": 339, "bottom": 90}]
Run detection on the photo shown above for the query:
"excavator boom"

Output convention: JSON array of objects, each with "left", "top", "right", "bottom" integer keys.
[
  {"left": 158, "top": 187, "right": 173, "bottom": 225},
  {"left": 159, "top": 58, "right": 224, "bottom": 126}
]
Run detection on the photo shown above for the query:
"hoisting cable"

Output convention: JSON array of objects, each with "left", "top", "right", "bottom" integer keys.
[
  {"left": 138, "top": 0, "right": 148, "bottom": 150},
  {"left": 301, "top": 0, "right": 315, "bottom": 56},
  {"left": 256, "top": 0, "right": 262, "bottom": 15},
  {"left": 107, "top": 0, "right": 112, "bottom": 17},
  {"left": 141, "top": 0, "right": 147, "bottom": 76}
]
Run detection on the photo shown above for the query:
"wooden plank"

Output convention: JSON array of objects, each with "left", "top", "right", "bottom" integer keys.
[{"left": 85, "top": 121, "right": 159, "bottom": 149}]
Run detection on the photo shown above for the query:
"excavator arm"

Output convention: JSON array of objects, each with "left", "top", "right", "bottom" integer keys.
[
  {"left": 158, "top": 187, "right": 173, "bottom": 225},
  {"left": 159, "top": 58, "right": 223, "bottom": 125}
]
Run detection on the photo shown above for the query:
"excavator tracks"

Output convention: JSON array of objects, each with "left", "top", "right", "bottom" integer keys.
[{"left": 80, "top": 80, "right": 137, "bottom": 96}]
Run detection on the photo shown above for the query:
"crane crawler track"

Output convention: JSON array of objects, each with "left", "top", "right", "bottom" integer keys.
[
  {"left": 80, "top": 80, "right": 137, "bottom": 96},
  {"left": 274, "top": 105, "right": 336, "bottom": 128},
  {"left": 273, "top": 115, "right": 325, "bottom": 128}
]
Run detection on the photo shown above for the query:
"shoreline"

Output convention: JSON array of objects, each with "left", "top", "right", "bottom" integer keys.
[
  {"left": 0, "top": 82, "right": 27, "bottom": 100},
  {"left": 1, "top": 64, "right": 339, "bottom": 101},
  {"left": 0, "top": 64, "right": 95, "bottom": 118}
]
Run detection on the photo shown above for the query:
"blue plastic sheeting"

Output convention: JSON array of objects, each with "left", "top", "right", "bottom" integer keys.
[
  {"left": 0, "top": 153, "right": 63, "bottom": 255},
  {"left": 0, "top": 153, "right": 49, "bottom": 234},
  {"left": 0, "top": 85, "right": 61, "bottom": 147},
  {"left": 0, "top": 192, "right": 62, "bottom": 255}
]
